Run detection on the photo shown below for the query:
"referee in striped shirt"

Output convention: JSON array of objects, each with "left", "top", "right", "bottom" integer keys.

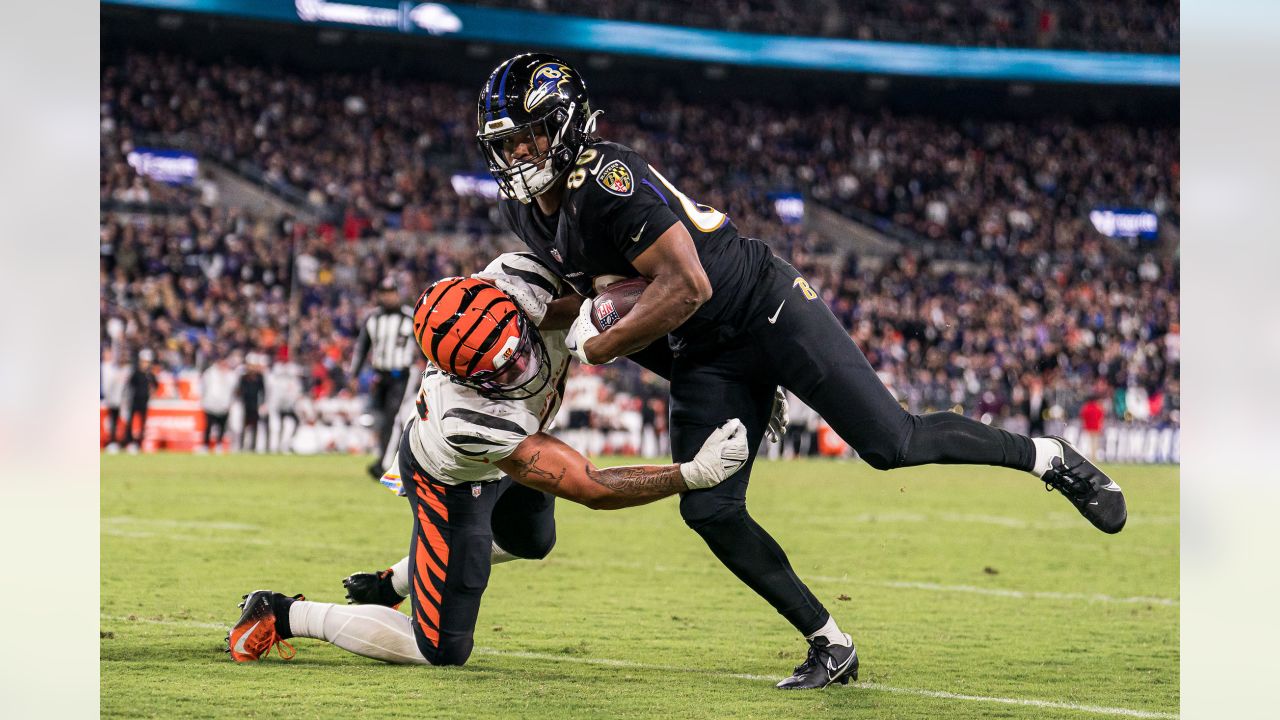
[{"left": 350, "top": 277, "right": 418, "bottom": 480}]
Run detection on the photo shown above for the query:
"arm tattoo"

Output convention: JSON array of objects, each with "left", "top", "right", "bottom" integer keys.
[
  {"left": 513, "top": 450, "right": 565, "bottom": 489},
  {"left": 584, "top": 463, "right": 684, "bottom": 498}
]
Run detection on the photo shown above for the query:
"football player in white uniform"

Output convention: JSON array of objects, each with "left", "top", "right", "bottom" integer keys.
[{"left": 226, "top": 255, "right": 750, "bottom": 667}]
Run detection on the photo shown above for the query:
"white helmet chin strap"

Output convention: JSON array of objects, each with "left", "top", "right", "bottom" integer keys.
[{"left": 583, "top": 108, "right": 603, "bottom": 135}]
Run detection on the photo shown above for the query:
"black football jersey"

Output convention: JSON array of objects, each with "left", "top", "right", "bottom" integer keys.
[{"left": 499, "top": 141, "right": 772, "bottom": 356}]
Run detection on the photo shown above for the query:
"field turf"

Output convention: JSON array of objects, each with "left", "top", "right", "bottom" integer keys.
[{"left": 101, "top": 454, "right": 1178, "bottom": 719}]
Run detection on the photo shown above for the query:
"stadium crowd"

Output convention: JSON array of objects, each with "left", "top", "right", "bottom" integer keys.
[
  {"left": 99, "top": 50, "right": 1180, "bottom": 457},
  {"left": 101, "top": 52, "right": 1178, "bottom": 258},
  {"left": 471, "top": 0, "right": 1179, "bottom": 54}
]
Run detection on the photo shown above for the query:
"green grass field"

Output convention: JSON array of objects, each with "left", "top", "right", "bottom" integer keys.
[{"left": 101, "top": 455, "right": 1178, "bottom": 719}]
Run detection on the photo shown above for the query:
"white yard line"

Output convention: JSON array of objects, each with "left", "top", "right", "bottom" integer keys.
[
  {"left": 101, "top": 615, "right": 1177, "bottom": 719},
  {"left": 604, "top": 560, "right": 1180, "bottom": 607},
  {"left": 104, "top": 516, "right": 261, "bottom": 531},
  {"left": 834, "top": 579, "right": 1178, "bottom": 607},
  {"left": 101, "top": 528, "right": 352, "bottom": 552}
]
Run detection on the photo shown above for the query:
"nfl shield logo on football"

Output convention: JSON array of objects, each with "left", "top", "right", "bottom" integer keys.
[
  {"left": 471, "top": 482, "right": 482, "bottom": 498},
  {"left": 595, "top": 299, "right": 620, "bottom": 330}
]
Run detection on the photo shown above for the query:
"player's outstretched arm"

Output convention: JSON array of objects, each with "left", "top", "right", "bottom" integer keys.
[{"left": 496, "top": 419, "right": 748, "bottom": 510}]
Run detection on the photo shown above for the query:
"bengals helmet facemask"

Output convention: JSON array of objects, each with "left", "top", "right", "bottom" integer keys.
[
  {"left": 476, "top": 52, "right": 601, "bottom": 203},
  {"left": 412, "top": 277, "right": 552, "bottom": 400}
]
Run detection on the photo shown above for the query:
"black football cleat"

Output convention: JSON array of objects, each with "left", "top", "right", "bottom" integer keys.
[
  {"left": 1041, "top": 436, "right": 1127, "bottom": 534},
  {"left": 775, "top": 636, "right": 859, "bottom": 690},
  {"left": 225, "top": 590, "right": 304, "bottom": 662},
  {"left": 366, "top": 462, "right": 385, "bottom": 482},
  {"left": 343, "top": 568, "right": 405, "bottom": 609}
]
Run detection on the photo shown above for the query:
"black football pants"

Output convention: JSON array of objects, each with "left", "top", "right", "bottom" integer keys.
[
  {"left": 397, "top": 426, "right": 555, "bottom": 665},
  {"left": 669, "top": 255, "right": 1035, "bottom": 635}
]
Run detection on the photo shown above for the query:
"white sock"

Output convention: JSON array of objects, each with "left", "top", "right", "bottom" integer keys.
[
  {"left": 491, "top": 541, "right": 520, "bottom": 564},
  {"left": 1030, "top": 437, "right": 1065, "bottom": 478},
  {"left": 805, "top": 615, "right": 851, "bottom": 647},
  {"left": 389, "top": 556, "right": 411, "bottom": 597},
  {"left": 288, "top": 600, "right": 430, "bottom": 665}
]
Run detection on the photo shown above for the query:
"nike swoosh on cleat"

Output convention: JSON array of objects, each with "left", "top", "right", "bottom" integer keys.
[
  {"left": 1103, "top": 481, "right": 1122, "bottom": 491},
  {"left": 1088, "top": 501, "right": 1099, "bottom": 506},
  {"left": 232, "top": 621, "right": 260, "bottom": 656},
  {"left": 767, "top": 300, "right": 786, "bottom": 324}
]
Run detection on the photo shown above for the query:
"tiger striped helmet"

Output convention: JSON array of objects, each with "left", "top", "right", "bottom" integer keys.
[{"left": 413, "top": 277, "right": 552, "bottom": 399}]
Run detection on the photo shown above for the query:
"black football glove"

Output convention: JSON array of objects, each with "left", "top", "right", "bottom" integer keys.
[{"left": 342, "top": 568, "right": 406, "bottom": 609}]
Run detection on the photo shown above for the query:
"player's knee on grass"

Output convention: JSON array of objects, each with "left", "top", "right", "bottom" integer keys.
[{"left": 416, "top": 635, "right": 474, "bottom": 666}]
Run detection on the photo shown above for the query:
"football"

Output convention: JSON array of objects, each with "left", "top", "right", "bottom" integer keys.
[{"left": 590, "top": 276, "right": 650, "bottom": 331}]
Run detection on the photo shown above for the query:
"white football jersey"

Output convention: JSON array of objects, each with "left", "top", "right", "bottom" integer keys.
[{"left": 406, "top": 331, "right": 570, "bottom": 485}]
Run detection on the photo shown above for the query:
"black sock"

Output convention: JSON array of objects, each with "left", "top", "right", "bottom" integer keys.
[{"left": 272, "top": 594, "right": 298, "bottom": 639}]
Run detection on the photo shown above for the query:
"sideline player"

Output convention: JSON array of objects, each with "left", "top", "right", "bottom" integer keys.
[
  {"left": 474, "top": 52, "right": 1128, "bottom": 689},
  {"left": 227, "top": 264, "right": 750, "bottom": 667}
]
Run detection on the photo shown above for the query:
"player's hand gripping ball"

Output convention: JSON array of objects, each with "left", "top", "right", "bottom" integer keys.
[{"left": 590, "top": 276, "right": 650, "bottom": 332}]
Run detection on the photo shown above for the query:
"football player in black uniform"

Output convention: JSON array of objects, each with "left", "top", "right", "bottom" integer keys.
[{"left": 475, "top": 52, "right": 1128, "bottom": 689}]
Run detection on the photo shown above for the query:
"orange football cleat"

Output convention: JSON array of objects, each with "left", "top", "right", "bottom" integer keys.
[{"left": 225, "top": 589, "right": 303, "bottom": 662}]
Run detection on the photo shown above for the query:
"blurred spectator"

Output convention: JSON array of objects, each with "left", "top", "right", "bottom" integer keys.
[
  {"left": 101, "top": 347, "right": 128, "bottom": 452},
  {"left": 123, "top": 349, "right": 159, "bottom": 453},
  {"left": 1079, "top": 395, "right": 1106, "bottom": 459},
  {"left": 200, "top": 355, "right": 238, "bottom": 453},
  {"left": 237, "top": 355, "right": 267, "bottom": 452},
  {"left": 268, "top": 357, "right": 304, "bottom": 453}
]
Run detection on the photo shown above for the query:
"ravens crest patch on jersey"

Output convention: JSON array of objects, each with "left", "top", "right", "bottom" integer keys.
[{"left": 596, "top": 159, "right": 634, "bottom": 196}]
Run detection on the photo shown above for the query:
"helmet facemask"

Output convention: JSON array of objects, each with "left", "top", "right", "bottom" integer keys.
[
  {"left": 478, "top": 103, "right": 581, "bottom": 203},
  {"left": 451, "top": 310, "right": 554, "bottom": 401}
]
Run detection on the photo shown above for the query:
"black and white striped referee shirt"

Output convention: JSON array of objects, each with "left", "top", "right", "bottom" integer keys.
[{"left": 350, "top": 305, "right": 417, "bottom": 376}]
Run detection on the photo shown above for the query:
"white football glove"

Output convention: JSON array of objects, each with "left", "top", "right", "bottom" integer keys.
[
  {"left": 474, "top": 273, "right": 546, "bottom": 325},
  {"left": 472, "top": 253, "right": 561, "bottom": 326},
  {"left": 680, "top": 418, "right": 750, "bottom": 490},
  {"left": 565, "top": 298, "right": 603, "bottom": 365},
  {"left": 765, "top": 387, "right": 789, "bottom": 443}
]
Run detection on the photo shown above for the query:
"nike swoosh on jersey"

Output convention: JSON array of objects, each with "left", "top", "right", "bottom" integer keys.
[
  {"left": 590, "top": 156, "right": 604, "bottom": 174},
  {"left": 629, "top": 221, "right": 648, "bottom": 243},
  {"left": 233, "top": 621, "right": 260, "bottom": 655},
  {"left": 767, "top": 300, "right": 786, "bottom": 324}
]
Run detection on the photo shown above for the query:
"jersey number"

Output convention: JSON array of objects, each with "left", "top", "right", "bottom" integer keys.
[
  {"left": 566, "top": 149, "right": 599, "bottom": 190},
  {"left": 647, "top": 166, "right": 727, "bottom": 233}
]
